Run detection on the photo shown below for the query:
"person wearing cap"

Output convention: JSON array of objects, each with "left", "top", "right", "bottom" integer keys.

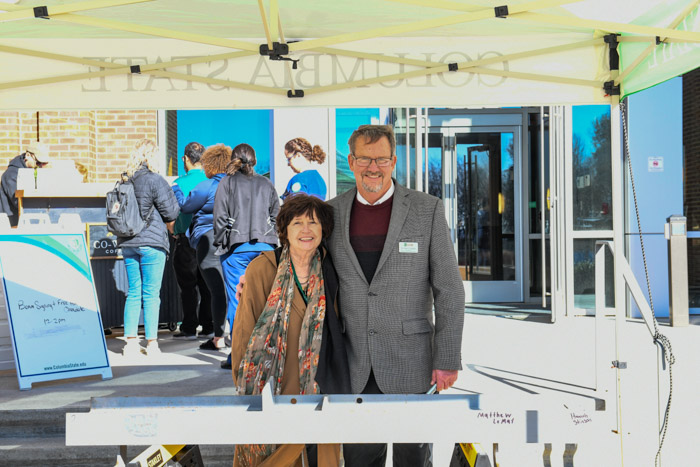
[
  {"left": 0, "top": 142, "right": 51, "bottom": 226},
  {"left": 280, "top": 137, "right": 327, "bottom": 201}
]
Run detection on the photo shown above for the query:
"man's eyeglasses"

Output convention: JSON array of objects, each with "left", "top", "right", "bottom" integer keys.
[{"left": 351, "top": 155, "right": 393, "bottom": 167}]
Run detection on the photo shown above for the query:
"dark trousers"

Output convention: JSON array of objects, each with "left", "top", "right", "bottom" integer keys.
[
  {"left": 195, "top": 230, "right": 228, "bottom": 338},
  {"left": 343, "top": 371, "right": 432, "bottom": 467},
  {"left": 172, "top": 235, "right": 212, "bottom": 335}
]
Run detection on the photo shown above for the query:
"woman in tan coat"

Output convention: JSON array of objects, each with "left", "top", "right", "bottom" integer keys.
[{"left": 230, "top": 194, "right": 350, "bottom": 467}]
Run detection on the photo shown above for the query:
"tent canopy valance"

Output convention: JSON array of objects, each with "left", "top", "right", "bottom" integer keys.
[{"left": 0, "top": 0, "right": 698, "bottom": 109}]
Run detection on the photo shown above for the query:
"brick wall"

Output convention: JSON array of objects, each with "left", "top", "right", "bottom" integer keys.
[
  {"left": 0, "top": 110, "right": 158, "bottom": 183},
  {"left": 683, "top": 67, "right": 700, "bottom": 303}
]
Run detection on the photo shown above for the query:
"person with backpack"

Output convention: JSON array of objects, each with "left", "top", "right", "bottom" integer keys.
[{"left": 118, "top": 139, "right": 180, "bottom": 357}]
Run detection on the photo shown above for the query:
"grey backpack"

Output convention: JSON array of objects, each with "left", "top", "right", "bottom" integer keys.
[{"left": 106, "top": 172, "right": 154, "bottom": 237}]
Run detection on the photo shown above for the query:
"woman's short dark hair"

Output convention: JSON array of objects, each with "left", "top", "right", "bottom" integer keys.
[
  {"left": 184, "top": 142, "right": 205, "bottom": 164},
  {"left": 277, "top": 194, "right": 334, "bottom": 247}
]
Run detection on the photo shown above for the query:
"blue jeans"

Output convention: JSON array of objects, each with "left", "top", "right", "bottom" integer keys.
[
  {"left": 220, "top": 250, "right": 262, "bottom": 333},
  {"left": 122, "top": 246, "right": 167, "bottom": 340}
]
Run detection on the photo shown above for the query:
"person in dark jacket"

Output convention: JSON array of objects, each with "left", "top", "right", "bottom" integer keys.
[
  {"left": 173, "top": 144, "right": 230, "bottom": 352},
  {"left": 0, "top": 142, "right": 51, "bottom": 226},
  {"left": 212, "top": 143, "right": 279, "bottom": 369},
  {"left": 119, "top": 139, "right": 180, "bottom": 357}
]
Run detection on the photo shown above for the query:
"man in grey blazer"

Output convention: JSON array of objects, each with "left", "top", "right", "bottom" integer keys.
[{"left": 328, "top": 124, "right": 465, "bottom": 467}]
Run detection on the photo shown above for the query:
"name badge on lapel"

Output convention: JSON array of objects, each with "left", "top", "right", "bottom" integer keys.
[{"left": 399, "top": 242, "right": 419, "bottom": 253}]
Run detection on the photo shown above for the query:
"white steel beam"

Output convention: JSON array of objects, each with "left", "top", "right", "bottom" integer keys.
[{"left": 67, "top": 388, "right": 604, "bottom": 467}]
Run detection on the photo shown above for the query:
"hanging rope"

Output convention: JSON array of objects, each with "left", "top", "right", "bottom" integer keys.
[{"left": 619, "top": 100, "right": 675, "bottom": 467}]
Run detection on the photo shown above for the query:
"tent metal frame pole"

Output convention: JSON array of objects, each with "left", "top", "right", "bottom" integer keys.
[
  {"left": 304, "top": 66, "right": 602, "bottom": 96},
  {"left": 386, "top": 0, "right": 583, "bottom": 12},
  {"left": 257, "top": 0, "right": 274, "bottom": 50},
  {"left": 0, "top": 47, "right": 281, "bottom": 94},
  {"left": 269, "top": 0, "right": 279, "bottom": 44},
  {"left": 0, "top": 44, "right": 254, "bottom": 69},
  {"left": 0, "top": 0, "right": 151, "bottom": 23},
  {"left": 277, "top": 15, "right": 298, "bottom": 94},
  {"left": 610, "top": 93, "right": 627, "bottom": 466},
  {"left": 52, "top": 14, "right": 260, "bottom": 51},
  {"left": 0, "top": 0, "right": 605, "bottom": 97},
  {"left": 0, "top": 36, "right": 602, "bottom": 95},
  {"left": 515, "top": 12, "right": 700, "bottom": 43},
  {"left": 388, "top": 0, "right": 700, "bottom": 43},
  {"left": 287, "top": 0, "right": 582, "bottom": 52},
  {"left": 617, "top": 36, "right": 691, "bottom": 43},
  {"left": 317, "top": 37, "right": 602, "bottom": 71},
  {"left": 0, "top": 67, "right": 286, "bottom": 94}
]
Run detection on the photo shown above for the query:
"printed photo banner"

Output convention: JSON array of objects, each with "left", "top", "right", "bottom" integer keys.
[{"left": 0, "top": 233, "right": 111, "bottom": 390}]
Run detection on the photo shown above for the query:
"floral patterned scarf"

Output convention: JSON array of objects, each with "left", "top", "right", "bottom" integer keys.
[{"left": 234, "top": 246, "right": 326, "bottom": 466}]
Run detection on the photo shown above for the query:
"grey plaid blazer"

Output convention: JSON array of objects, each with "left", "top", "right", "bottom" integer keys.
[{"left": 328, "top": 182, "right": 465, "bottom": 394}]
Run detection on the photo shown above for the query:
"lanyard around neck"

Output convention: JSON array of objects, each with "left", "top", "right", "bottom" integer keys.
[{"left": 290, "top": 259, "right": 309, "bottom": 305}]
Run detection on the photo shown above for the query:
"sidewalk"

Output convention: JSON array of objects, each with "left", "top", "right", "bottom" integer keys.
[
  {"left": 0, "top": 329, "right": 236, "bottom": 411},
  {"left": 0, "top": 312, "right": 698, "bottom": 466}
]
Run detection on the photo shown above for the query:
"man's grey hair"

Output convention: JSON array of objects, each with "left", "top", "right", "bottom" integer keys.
[{"left": 348, "top": 124, "right": 396, "bottom": 157}]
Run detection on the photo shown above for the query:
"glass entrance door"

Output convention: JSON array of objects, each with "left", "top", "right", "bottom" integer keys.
[
  {"left": 441, "top": 125, "right": 523, "bottom": 302},
  {"left": 394, "top": 109, "right": 525, "bottom": 303}
]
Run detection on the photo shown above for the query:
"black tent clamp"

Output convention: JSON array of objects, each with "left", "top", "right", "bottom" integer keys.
[
  {"left": 260, "top": 42, "right": 300, "bottom": 69},
  {"left": 603, "top": 33, "right": 620, "bottom": 96},
  {"left": 130, "top": 65, "right": 142, "bottom": 74},
  {"left": 34, "top": 6, "right": 49, "bottom": 18},
  {"left": 448, "top": 63, "right": 459, "bottom": 72},
  {"left": 260, "top": 42, "right": 304, "bottom": 98},
  {"left": 604, "top": 34, "right": 620, "bottom": 71},
  {"left": 603, "top": 80, "right": 620, "bottom": 96},
  {"left": 495, "top": 5, "right": 509, "bottom": 18}
]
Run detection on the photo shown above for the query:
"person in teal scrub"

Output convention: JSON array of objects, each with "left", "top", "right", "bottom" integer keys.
[{"left": 170, "top": 142, "right": 212, "bottom": 340}]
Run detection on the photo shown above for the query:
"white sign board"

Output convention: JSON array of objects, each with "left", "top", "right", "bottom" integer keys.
[{"left": 0, "top": 233, "right": 111, "bottom": 390}]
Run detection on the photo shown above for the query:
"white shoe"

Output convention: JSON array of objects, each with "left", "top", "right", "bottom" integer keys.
[
  {"left": 122, "top": 339, "right": 142, "bottom": 357},
  {"left": 146, "top": 341, "right": 161, "bottom": 356}
]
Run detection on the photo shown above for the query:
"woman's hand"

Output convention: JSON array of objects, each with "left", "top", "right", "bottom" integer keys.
[{"left": 235, "top": 274, "right": 246, "bottom": 300}]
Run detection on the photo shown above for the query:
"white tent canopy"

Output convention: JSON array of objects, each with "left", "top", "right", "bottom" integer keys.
[{"left": 0, "top": 0, "right": 698, "bottom": 109}]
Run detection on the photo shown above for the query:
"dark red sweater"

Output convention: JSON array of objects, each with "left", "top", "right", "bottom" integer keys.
[{"left": 349, "top": 196, "right": 393, "bottom": 283}]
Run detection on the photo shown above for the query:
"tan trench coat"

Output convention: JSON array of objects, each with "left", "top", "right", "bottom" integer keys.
[{"left": 230, "top": 250, "right": 340, "bottom": 467}]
